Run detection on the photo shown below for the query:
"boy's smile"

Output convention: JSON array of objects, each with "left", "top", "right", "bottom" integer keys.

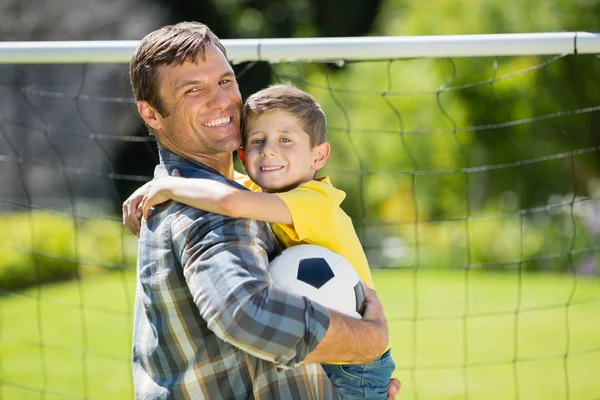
[{"left": 242, "top": 110, "right": 329, "bottom": 193}]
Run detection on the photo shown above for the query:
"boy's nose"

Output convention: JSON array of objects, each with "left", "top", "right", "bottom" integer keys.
[{"left": 260, "top": 144, "right": 276, "bottom": 157}]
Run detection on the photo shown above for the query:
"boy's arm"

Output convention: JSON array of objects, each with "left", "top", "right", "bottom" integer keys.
[{"left": 141, "top": 176, "right": 293, "bottom": 225}]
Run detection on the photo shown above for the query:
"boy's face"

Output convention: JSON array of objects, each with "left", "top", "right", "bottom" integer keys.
[{"left": 242, "top": 109, "right": 329, "bottom": 193}]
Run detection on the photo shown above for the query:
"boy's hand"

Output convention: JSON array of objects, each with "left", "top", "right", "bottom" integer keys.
[
  {"left": 122, "top": 169, "right": 181, "bottom": 236},
  {"left": 140, "top": 179, "right": 173, "bottom": 220},
  {"left": 139, "top": 169, "right": 182, "bottom": 220},
  {"left": 122, "top": 181, "right": 152, "bottom": 237}
]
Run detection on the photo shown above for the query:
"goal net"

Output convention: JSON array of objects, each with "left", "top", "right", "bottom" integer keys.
[{"left": 1, "top": 33, "right": 599, "bottom": 400}]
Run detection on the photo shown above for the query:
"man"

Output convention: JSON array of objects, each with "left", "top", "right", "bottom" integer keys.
[{"left": 125, "top": 21, "right": 400, "bottom": 399}]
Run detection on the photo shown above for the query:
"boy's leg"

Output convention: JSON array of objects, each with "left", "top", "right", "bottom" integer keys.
[{"left": 322, "top": 349, "right": 396, "bottom": 400}]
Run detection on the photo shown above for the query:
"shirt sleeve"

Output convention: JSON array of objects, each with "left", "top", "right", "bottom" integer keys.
[
  {"left": 170, "top": 207, "right": 331, "bottom": 368},
  {"left": 273, "top": 183, "right": 336, "bottom": 243}
]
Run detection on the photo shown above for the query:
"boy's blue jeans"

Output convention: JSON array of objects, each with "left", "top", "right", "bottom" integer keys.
[{"left": 322, "top": 349, "right": 395, "bottom": 400}]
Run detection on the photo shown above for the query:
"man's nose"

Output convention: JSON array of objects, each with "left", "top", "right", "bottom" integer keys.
[{"left": 208, "top": 87, "right": 232, "bottom": 110}]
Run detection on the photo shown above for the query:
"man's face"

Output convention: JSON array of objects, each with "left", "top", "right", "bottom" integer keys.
[{"left": 150, "top": 44, "right": 243, "bottom": 156}]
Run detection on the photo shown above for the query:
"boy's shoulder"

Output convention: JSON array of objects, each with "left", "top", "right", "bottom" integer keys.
[
  {"left": 298, "top": 176, "right": 334, "bottom": 190},
  {"left": 287, "top": 176, "right": 346, "bottom": 206}
]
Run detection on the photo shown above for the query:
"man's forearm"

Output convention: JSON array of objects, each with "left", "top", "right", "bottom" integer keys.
[{"left": 303, "top": 309, "right": 388, "bottom": 365}]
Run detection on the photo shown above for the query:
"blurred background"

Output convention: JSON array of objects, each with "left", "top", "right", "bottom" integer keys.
[{"left": 1, "top": 0, "right": 599, "bottom": 399}]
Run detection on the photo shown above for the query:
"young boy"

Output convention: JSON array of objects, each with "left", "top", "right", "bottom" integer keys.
[{"left": 139, "top": 84, "right": 395, "bottom": 400}]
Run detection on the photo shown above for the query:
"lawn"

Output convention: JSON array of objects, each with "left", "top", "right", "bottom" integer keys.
[{"left": 1, "top": 268, "right": 599, "bottom": 400}]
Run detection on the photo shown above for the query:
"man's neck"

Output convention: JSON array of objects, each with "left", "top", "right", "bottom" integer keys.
[
  {"left": 160, "top": 145, "right": 235, "bottom": 180},
  {"left": 184, "top": 151, "right": 235, "bottom": 180}
]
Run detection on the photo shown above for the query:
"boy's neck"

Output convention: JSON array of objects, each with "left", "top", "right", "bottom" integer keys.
[{"left": 262, "top": 176, "right": 322, "bottom": 193}]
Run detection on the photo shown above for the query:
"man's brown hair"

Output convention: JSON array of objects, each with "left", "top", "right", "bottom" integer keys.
[
  {"left": 242, "top": 84, "right": 327, "bottom": 147},
  {"left": 129, "top": 21, "right": 227, "bottom": 117}
]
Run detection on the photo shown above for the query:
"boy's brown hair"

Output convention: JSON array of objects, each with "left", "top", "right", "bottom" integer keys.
[
  {"left": 129, "top": 21, "right": 227, "bottom": 117},
  {"left": 242, "top": 84, "right": 327, "bottom": 147}
]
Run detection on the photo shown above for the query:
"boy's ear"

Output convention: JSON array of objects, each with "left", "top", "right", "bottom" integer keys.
[
  {"left": 312, "top": 142, "right": 330, "bottom": 171},
  {"left": 237, "top": 147, "right": 247, "bottom": 166}
]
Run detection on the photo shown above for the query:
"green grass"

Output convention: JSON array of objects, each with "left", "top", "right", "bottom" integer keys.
[
  {"left": 1, "top": 270, "right": 136, "bottom": 400},
  {"left": 378, "top": 269, "right": 600, "bottom": 400},
  {"left": 1, "top": 269, "right": 599, "bottom": 400}
]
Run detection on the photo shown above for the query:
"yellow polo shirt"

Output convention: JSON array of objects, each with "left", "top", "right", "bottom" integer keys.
[{"left": 236, "top": 174, "right": 374, "bottom": 289}]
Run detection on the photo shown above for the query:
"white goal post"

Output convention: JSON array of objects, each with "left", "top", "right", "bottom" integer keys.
[{"left": 1, "top": 32, "right": 599, "bottom": 64}]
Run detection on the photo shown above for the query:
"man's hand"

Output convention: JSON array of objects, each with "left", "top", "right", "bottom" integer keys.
[
  {"left": 361, "top": 284, "right": 388, "bottom": 340},
  {"left": 304, "top": 284, "right": 389, "bottom": 365},
  {"left": 361, "top": 286, "right": 401, "bottom": 399},
  {"left": 355, "top": 283, "right": 389, "bottom": 363}
]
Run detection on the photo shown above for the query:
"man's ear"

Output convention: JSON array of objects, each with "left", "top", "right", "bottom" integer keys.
[
  {"left": 312, "top": 142, "right": 330, "bottom": 171},
  {"left": 137, "top": 100, "right": 162, "bottom": 131}
]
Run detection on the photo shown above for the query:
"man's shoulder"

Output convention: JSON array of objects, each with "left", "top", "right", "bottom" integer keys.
[
  {"left": 143, "top": 200, "right": 210, "bottom": 238},
  {"left": 152, "top": 200, "right": 274, "bottom": 240}
]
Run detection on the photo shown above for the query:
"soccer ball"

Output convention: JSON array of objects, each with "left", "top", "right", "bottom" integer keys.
[{"left": 269, "top": 244, "right": 366, "bottom": 319}]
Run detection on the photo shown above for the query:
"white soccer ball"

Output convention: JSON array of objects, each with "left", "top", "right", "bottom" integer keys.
[{"left": 269, "top": 244, "right": 366, "bottom": 319}]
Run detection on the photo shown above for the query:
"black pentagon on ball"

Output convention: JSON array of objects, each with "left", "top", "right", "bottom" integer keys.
[{"left": 297, "top": 258, "right": 335, "bottom": 289}]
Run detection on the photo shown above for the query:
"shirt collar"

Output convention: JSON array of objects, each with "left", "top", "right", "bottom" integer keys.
[{"left": 156, "top": 147, "right": 246, "bottom": 189}]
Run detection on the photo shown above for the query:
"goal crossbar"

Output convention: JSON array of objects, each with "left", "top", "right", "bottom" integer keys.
[{"left": 0, "top": 32, "right": 599, "bottom": 64}]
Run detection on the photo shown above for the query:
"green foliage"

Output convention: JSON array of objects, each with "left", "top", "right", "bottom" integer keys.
[
  {"left": 388, "top": 203, "right": 600, "bottom": 274},
  {"left": 375, "top": 0, "right": 600, "bottom": 35},
  {"left": 0, "top": 212, "right": 138, "bottom": 291},
  {"left": 297, "top": 55, "right": 600, "bottom": 216},
  {"left": 270, "top": 1, "right": 600, "bottom": 276}
]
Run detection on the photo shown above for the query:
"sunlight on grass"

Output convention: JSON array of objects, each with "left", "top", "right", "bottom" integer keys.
[
  {"left": 1, "top": 269, "right": 599, "bottom": 399},
  {"left": 377, "top": 269, "right": 600, "bottom": 400},
  {"left": 1, "top": 270, "right": 135, "bottom": 399}
]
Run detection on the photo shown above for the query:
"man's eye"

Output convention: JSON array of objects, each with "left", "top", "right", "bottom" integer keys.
[
  {"left": 219, "top": 79, "right": 232, "bottom": 85},
  {"left": 186, "top": 88, "right": 199, "bottom": 94}
]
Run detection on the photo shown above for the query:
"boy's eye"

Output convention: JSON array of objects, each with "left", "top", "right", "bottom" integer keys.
[
  {"left": 250, "top": 138, "right": 264, "bottom": 144},
  {"left": 280, "top": 137, "right": 291, "bottom": 142}
]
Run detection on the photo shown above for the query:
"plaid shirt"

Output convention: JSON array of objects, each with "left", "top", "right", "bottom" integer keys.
[{"left": 132, "top": 149, "right": 339, "bottom": 399}]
